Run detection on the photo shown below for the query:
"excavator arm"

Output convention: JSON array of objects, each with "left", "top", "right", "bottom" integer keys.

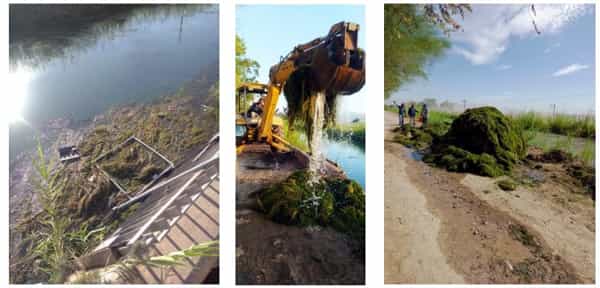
[{"left": 250, "top": 21, "right": 366, "bottom": 149}]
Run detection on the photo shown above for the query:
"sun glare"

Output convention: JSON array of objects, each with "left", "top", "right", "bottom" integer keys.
[{"left": 6, "top": 70, "right": 30, "bottom": 124}]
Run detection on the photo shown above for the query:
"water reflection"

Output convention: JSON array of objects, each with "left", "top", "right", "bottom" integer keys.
[
  {"left": 5, "top": 69, "right": 31, "bottom": 124},
  {"left": 9, "top": 4, "right": 218, "bottom": 160},
  {"left": 9, "top": 4, "right": 213, "bottom": 69},
  {"left": 322, "top": 139, "right": 366, "bottom": 189}
]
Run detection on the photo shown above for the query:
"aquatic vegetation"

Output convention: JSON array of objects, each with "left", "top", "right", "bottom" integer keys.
[
  {"left": 497, "top": 179, "right": 517, "bottom": 191},
  {"left": 425, "top": 107, "right": 527, "bottom": 177},
  {"left": 11, "top": 86, "right": 218, "bottom": 284},
  {"left": 393, "top": 126, "right": 435, "bottom": 150},
  {"left": 508, "top": 223, "right": 540, "bottom": 250},
  {"left": 567, "top": 164, "right": 595, "bottom": 199},
  {"left": 77, "top": 177, "right": 115, "bottom": 218},
  {"left": 257, "top": 170, "right": 365, "bottom": 243},
  {"left": 284, "top": 69, "right": 338, "bottom": 149},
  {"left": 527, "top": 148, "right": 573, "bottom": 163}
]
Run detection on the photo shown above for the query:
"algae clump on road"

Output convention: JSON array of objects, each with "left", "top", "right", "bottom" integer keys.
[
  {"left": 424, "top": 106, "right": 527, "bottom": 177},
  {"left": 256, "top": 170, "right": 365, "bottom": 241}
]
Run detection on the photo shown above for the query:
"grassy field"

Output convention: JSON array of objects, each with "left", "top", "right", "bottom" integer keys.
[{"left": 509, "top": 111, "right": 595, "bottom": 139}]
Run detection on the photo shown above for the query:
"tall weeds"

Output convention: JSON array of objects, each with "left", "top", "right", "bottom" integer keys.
[
  {"left": 13, "top": 139, "right": 102, "bottom": 283},
  {"left": 511, "top": 112, "right": 595, "bottom": 138},
  {"left": 29, "top": 139, "right": 71, "bottom": 283}
]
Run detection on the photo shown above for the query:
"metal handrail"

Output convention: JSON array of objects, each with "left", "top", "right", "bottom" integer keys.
[
  {"left": 126, "top": 169, "right": 213, "bottom": 246},
  {"left": 113, "top": 152, "right": 218, "bottom": 211}
]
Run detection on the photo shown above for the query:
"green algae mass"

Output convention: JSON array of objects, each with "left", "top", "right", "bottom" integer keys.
[
  {"left": 257, "top": 170, "right": 365, "bottom": 240},
  {"left": 424, "top": 107, "right": 527, "bottom": 177},
  {"left": 497, "top": 179, "right": 517, "bottom": 191},
  {"left": 393, "top": 126, "right": 435, "bottom": 150}
]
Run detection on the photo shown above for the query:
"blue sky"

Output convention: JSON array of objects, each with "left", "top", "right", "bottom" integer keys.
[
  {"left": 388, "top": 4, "right": 595, "bottom": 115},
  {"left": 237, "top": 5, "right": 365, "bottom": 120}
]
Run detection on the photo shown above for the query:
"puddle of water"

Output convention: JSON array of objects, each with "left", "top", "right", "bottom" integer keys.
[{"left": 410, "top": 150, "right": 424, "bottom": 161}]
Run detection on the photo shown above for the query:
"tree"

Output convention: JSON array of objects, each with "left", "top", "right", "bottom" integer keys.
[
  {"left": 384, "top": 4, "right": 470, "bottom": 99},
  {"left": 235, "top": 35, "right": 259, "bottom": 88}
]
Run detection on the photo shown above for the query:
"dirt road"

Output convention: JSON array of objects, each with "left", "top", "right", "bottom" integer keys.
[
  {"left": 384, "top": 113, "right": 464, "bottom": 283},
  {"left": 384, "top": 112, "right": 594, "bottom": 284}
]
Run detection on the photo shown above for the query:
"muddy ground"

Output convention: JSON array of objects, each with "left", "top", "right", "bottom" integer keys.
[
  {"left": 236, "top": 150, "right": 364, "bottom": 285},
  {"left": 384, "top": 112, "right": 594, "bottom": 284},
  {"left": 236, "top": 210, "right": 364, "bottom": 285}
]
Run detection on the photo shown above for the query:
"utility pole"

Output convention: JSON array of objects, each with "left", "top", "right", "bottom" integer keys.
[
  {"left": 551, "top": 104, "right": 556, "bottom": 116},
  {"left": 462, "top": 99, "right": 467, "bottom": 111},
  {"left": 178, "top": 15, "right": 184, "bottom": 43}
]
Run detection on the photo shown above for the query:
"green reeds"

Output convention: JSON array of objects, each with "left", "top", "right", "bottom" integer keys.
[{"left": 511, "top": 111, "right": 595, "bottom": 138}]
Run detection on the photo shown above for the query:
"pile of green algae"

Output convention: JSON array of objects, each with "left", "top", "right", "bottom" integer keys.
[
  {"left": 404, "top": 106, "right": 527, "bottom": 177},
  {"left": 256, "top": 170, "right": 365, "bottom": 243}
]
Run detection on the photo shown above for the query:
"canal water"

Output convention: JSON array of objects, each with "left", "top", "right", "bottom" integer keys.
[
  {"left": 9, "top": 5, "right": 218, "bottom": 160},
  {"left": 322, "top": 138, "right": 366, "bottom": 189}
]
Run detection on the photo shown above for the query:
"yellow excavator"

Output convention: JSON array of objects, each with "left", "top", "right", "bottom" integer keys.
[{"left": 236, "top": 21, "right": 365, "bottom": 155}]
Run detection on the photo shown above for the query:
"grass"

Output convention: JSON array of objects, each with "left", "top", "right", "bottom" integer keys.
[
  {"left": 325, "top": 121, "right": 365, "bottom": 148},
  {"left": 528, "top": 132, "right": 595, "bottom": 166},
  {"left": 280, "top": 117, "right": 309, "bottom": 152},
  {"left": 509, "top": 111, "right": 595, "bottom": 139},
  {"left": 425, "top": 110, "right": 457, "bottom": 136}
]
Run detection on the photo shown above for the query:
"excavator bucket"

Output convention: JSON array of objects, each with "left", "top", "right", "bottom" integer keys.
[{"left": 307, "top": 22, "right": 365, "bottom": 95}]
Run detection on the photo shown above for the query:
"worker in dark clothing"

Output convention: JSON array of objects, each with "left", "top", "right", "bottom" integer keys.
[
  {"left": 246, "top": 97, "right": 265, "bottom": 118},
  {"left": 394, "top": 101, "right": 406, "bottom": 126},
  {"left": 408, "top": 104, "right": 417, "bottom": 127},
  {"left": 421, "top": 104, "right": 429, "bottom": 128}
]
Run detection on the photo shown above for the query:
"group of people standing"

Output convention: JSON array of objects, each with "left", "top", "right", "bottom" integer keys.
[{"left": 394, "top": 101, "right": 428, "bottom": 128}]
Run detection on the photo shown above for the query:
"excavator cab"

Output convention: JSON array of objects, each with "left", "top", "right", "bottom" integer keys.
[{"left": 236, "top": 83, "right": 284, "bottom": 149}]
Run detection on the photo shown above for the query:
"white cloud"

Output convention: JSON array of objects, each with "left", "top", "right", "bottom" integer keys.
[
  {"left": 552, "top": 64, "right": 589, "bottom": 77},
  {"left": 451, "top": 5, "right": 589, "bottom": 65},
  {"left": 496, "top": 64, "right": 512, "bottom": 70}
]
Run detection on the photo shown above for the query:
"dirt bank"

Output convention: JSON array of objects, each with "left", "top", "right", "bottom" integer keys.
[
  {"left": 236, "top": 209, "right": 364, "bottom": 285},
  {"left": 462, "top": 174, "right": 595, "bottom": 282}
]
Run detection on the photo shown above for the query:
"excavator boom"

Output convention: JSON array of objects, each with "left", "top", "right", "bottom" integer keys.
[{"left": 258, "top": 21, "right": 366, "bottom": 144}]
